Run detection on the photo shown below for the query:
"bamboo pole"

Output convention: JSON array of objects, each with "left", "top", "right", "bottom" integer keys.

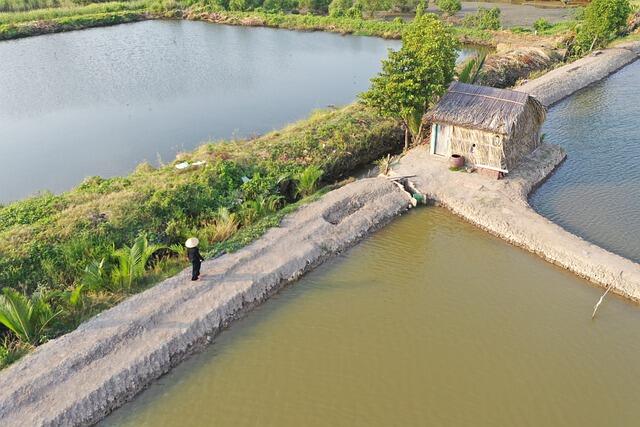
[{"left": 591, "top": 272, "right": 622, "bottom": 319}]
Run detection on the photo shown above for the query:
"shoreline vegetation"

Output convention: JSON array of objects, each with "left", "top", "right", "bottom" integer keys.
[
  {"left": 0, "top": 104, "right": 402, "bottom": 367},
  {"left": 0, "top": 0, "right": 567, "bottom": 43},
  {"left": 1, "top": 0, "right": 637, "bottom": 368}
]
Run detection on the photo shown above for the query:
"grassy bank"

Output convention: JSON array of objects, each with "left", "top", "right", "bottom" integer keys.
[
  {"left": 0, "top": 103, "right": 401, "bottom": 367},
  {"left": 0, "top": 1, "right": 498, "bottom": 43},
  {"left": 184, "top": 8, "right": 405, "bottom": 38},
  {"left": 0, "top": 0, "right": 151, "bottom": 40}
]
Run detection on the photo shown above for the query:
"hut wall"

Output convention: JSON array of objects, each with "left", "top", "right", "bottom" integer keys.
[
  {"left": 503, "top": 101, "right": 543, "bottom": 170},
  {"left": 448, "top": 125, "right": 506, "bottom": 170}
]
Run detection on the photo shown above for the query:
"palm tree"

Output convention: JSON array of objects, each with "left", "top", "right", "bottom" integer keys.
[
  {"left": 0, "top": 288, "right": 58, "bottom": 345},
  {"left": 295, "top": 165, "right": 324, "bottom": 198},
  {"left": 457, "top": 52, "right": 487, "bottom": 84},
  {"left": 110, "top": 235, "right": 164, "bottom": 292}
]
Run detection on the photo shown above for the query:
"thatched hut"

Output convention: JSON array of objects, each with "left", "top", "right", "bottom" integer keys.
[{"left": 425, "top": 82, "right": 546, "bottom": 177}]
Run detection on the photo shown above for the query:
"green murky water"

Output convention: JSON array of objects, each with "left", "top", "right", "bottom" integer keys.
[{"left": 103, "top": 208, "right": 640, "bottom": 426}]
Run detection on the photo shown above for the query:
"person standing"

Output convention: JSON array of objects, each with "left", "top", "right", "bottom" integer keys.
[{"left": 185, "top": 237, "right": 204, "bottom": 281}]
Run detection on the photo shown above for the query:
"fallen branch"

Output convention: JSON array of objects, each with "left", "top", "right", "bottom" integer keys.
[
  {"left": 592, "top": 286, "right": 611, "bottom": 319},
  {"left": 592, "top": 272, "right": 622, "bottom": 319}
]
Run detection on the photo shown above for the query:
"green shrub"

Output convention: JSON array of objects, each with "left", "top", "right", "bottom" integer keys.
[
  {"left": 462, "top": 7, "right": 500, "bottom": 30},
  {"left": 262, "top": 0, "right": 297, "bottom": 11},
  {"left": 0, "top": 338, "right": 29, "bottom": 369},
  {"left": 295, "top": 165, "right": 324, "bottom": 197},
  {"left": 573, "top": 0, "right": 631, "bottom": 54},
  {"left": 0, "top": 0, "right": 66, "bottom": 13},
  {"left": 328, "top": 0, "right": 351, "bottom": 16},
  {"left": 389, "top": 0, "right": 418, "bottom": 13},
  {"left": 345, "top": 0, "right": 361, "bottom": 17},
  {"left": 0, "top": 192, "right": 65, "bottom": 231},
  {"left": 436, "top": 0, "right": 460, "bottom": 15},
  {"left": 229, "top": 0, "right": 250, "bottom": 10},
  {"left": 298, "top": 0, "right": 330, "bottom": 13},
  {"left": 456, "top": 52, "right": 486, "bottom": 83},
  {"left": 533, "top": 17, "right": 552, "bottom": 32},
  {"left": 109, "top": 234, "right": 164, "bottom": 292},
  {"left": 509, "top": 25, "right": 532, "bottom": 34}
]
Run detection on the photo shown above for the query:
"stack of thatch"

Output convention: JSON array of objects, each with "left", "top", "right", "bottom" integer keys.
[{"left": 473, "top": 47, "right": 563, "bottom": 88}]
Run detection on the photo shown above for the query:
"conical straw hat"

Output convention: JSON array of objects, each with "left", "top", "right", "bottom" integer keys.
[{"left": 185, "top": 237, "right": 199, "bottom": 248}]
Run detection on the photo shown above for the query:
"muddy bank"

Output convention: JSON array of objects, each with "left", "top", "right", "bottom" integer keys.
[
  {"left": 393, "top": 43, "right": 640, "bottom": 303},
  {"left": 394, "top": 145, "right": 640, "bottom": 302},
  {"left": 0, "top": 178, "right": 411, "bottom": 426},
  {"left": 518, "top": 41, "right": 640, "bottom": 106}
]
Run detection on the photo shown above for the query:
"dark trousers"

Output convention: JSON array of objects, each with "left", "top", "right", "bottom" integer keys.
[{"left": 191, "top": 260, "right": 201, "bottom": 280}]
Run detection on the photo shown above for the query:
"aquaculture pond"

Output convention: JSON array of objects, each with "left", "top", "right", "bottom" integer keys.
[
  {"left": 103, "top": 208, "right": 640, "bottom": 427},
  {"left": 531, "top": 60, "right": 640, "bottom": 263},
  {"left": 0, "top": 21, "right": 403, "bottom": 203}
]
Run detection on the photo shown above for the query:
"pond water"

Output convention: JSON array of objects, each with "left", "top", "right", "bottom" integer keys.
[
  {"left": 0, "top": 21, "right": 407, "bottom": 204},
  {"left": 530, "top": 60, "right": 640, "bottom": 263},
  {"left": 103, "top": 208, "right": 640, "bottom": 426}
]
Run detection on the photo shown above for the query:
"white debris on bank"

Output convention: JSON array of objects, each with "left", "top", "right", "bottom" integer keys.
[{"left": 174, "top": 160, "right": 206, "bottom": 170}]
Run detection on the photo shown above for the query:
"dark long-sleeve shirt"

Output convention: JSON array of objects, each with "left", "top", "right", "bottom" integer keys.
[{"left": 187, "top": 247, "right": 204, "bottom": 263}]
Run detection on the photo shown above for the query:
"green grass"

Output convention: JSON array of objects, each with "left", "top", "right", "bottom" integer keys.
[
  {"left": 0, "top": 0, "right": 148, "bottom": 25},
  {"left": 537, "top": 20, "right": 577, "bottom": 36},
  {"left": 0, "top": 104, "right": 399, "bottom": 291},
  {"left": 188, "top": 9, "right": 406, "bottom": 38},
  {"left": 0, "top": 103, "right": 401, "bottom": 365}
]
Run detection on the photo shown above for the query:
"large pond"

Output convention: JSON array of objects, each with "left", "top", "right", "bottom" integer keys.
[
  {"left": 103, "top": 208, "right": 640, "bottom": 426},
  {"left": 0, "top": 21, "right": 406, "bottom": 204},
  {"left": 530, "top": 60, "right": 640, "bottom": 263}
]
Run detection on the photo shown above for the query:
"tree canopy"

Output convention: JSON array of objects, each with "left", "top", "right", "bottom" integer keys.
[
  {"left": 360, "top": 13, "right": 458, "bottom": 149},
  {"left": 574, "top": 0, "right": 631, "bottom": 54}
]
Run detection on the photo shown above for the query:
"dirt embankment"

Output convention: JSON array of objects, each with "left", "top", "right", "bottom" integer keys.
[
  {"left": 518, "top": 41, "right": 640, "bottom": 106},
  {"left": 399, "top": 41, "right": 640, "bottom": 305},
  {"left": 395, "top": 143, "right": 640, "bottom": 304},
  {"left": 0, "top": 178, "right": 411, "bottom": 427}
]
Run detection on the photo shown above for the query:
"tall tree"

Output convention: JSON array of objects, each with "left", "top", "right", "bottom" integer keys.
[
  {"left": 574, "top": 0, "right": 631, "bottom": 54},
  {"left": 360, "top": 14, "right": 457, "bottom": 150}
]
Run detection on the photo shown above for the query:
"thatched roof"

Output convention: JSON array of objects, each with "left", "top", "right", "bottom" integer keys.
[{"left": 424, "top": 82, "right": 546, "bottom": 135}]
